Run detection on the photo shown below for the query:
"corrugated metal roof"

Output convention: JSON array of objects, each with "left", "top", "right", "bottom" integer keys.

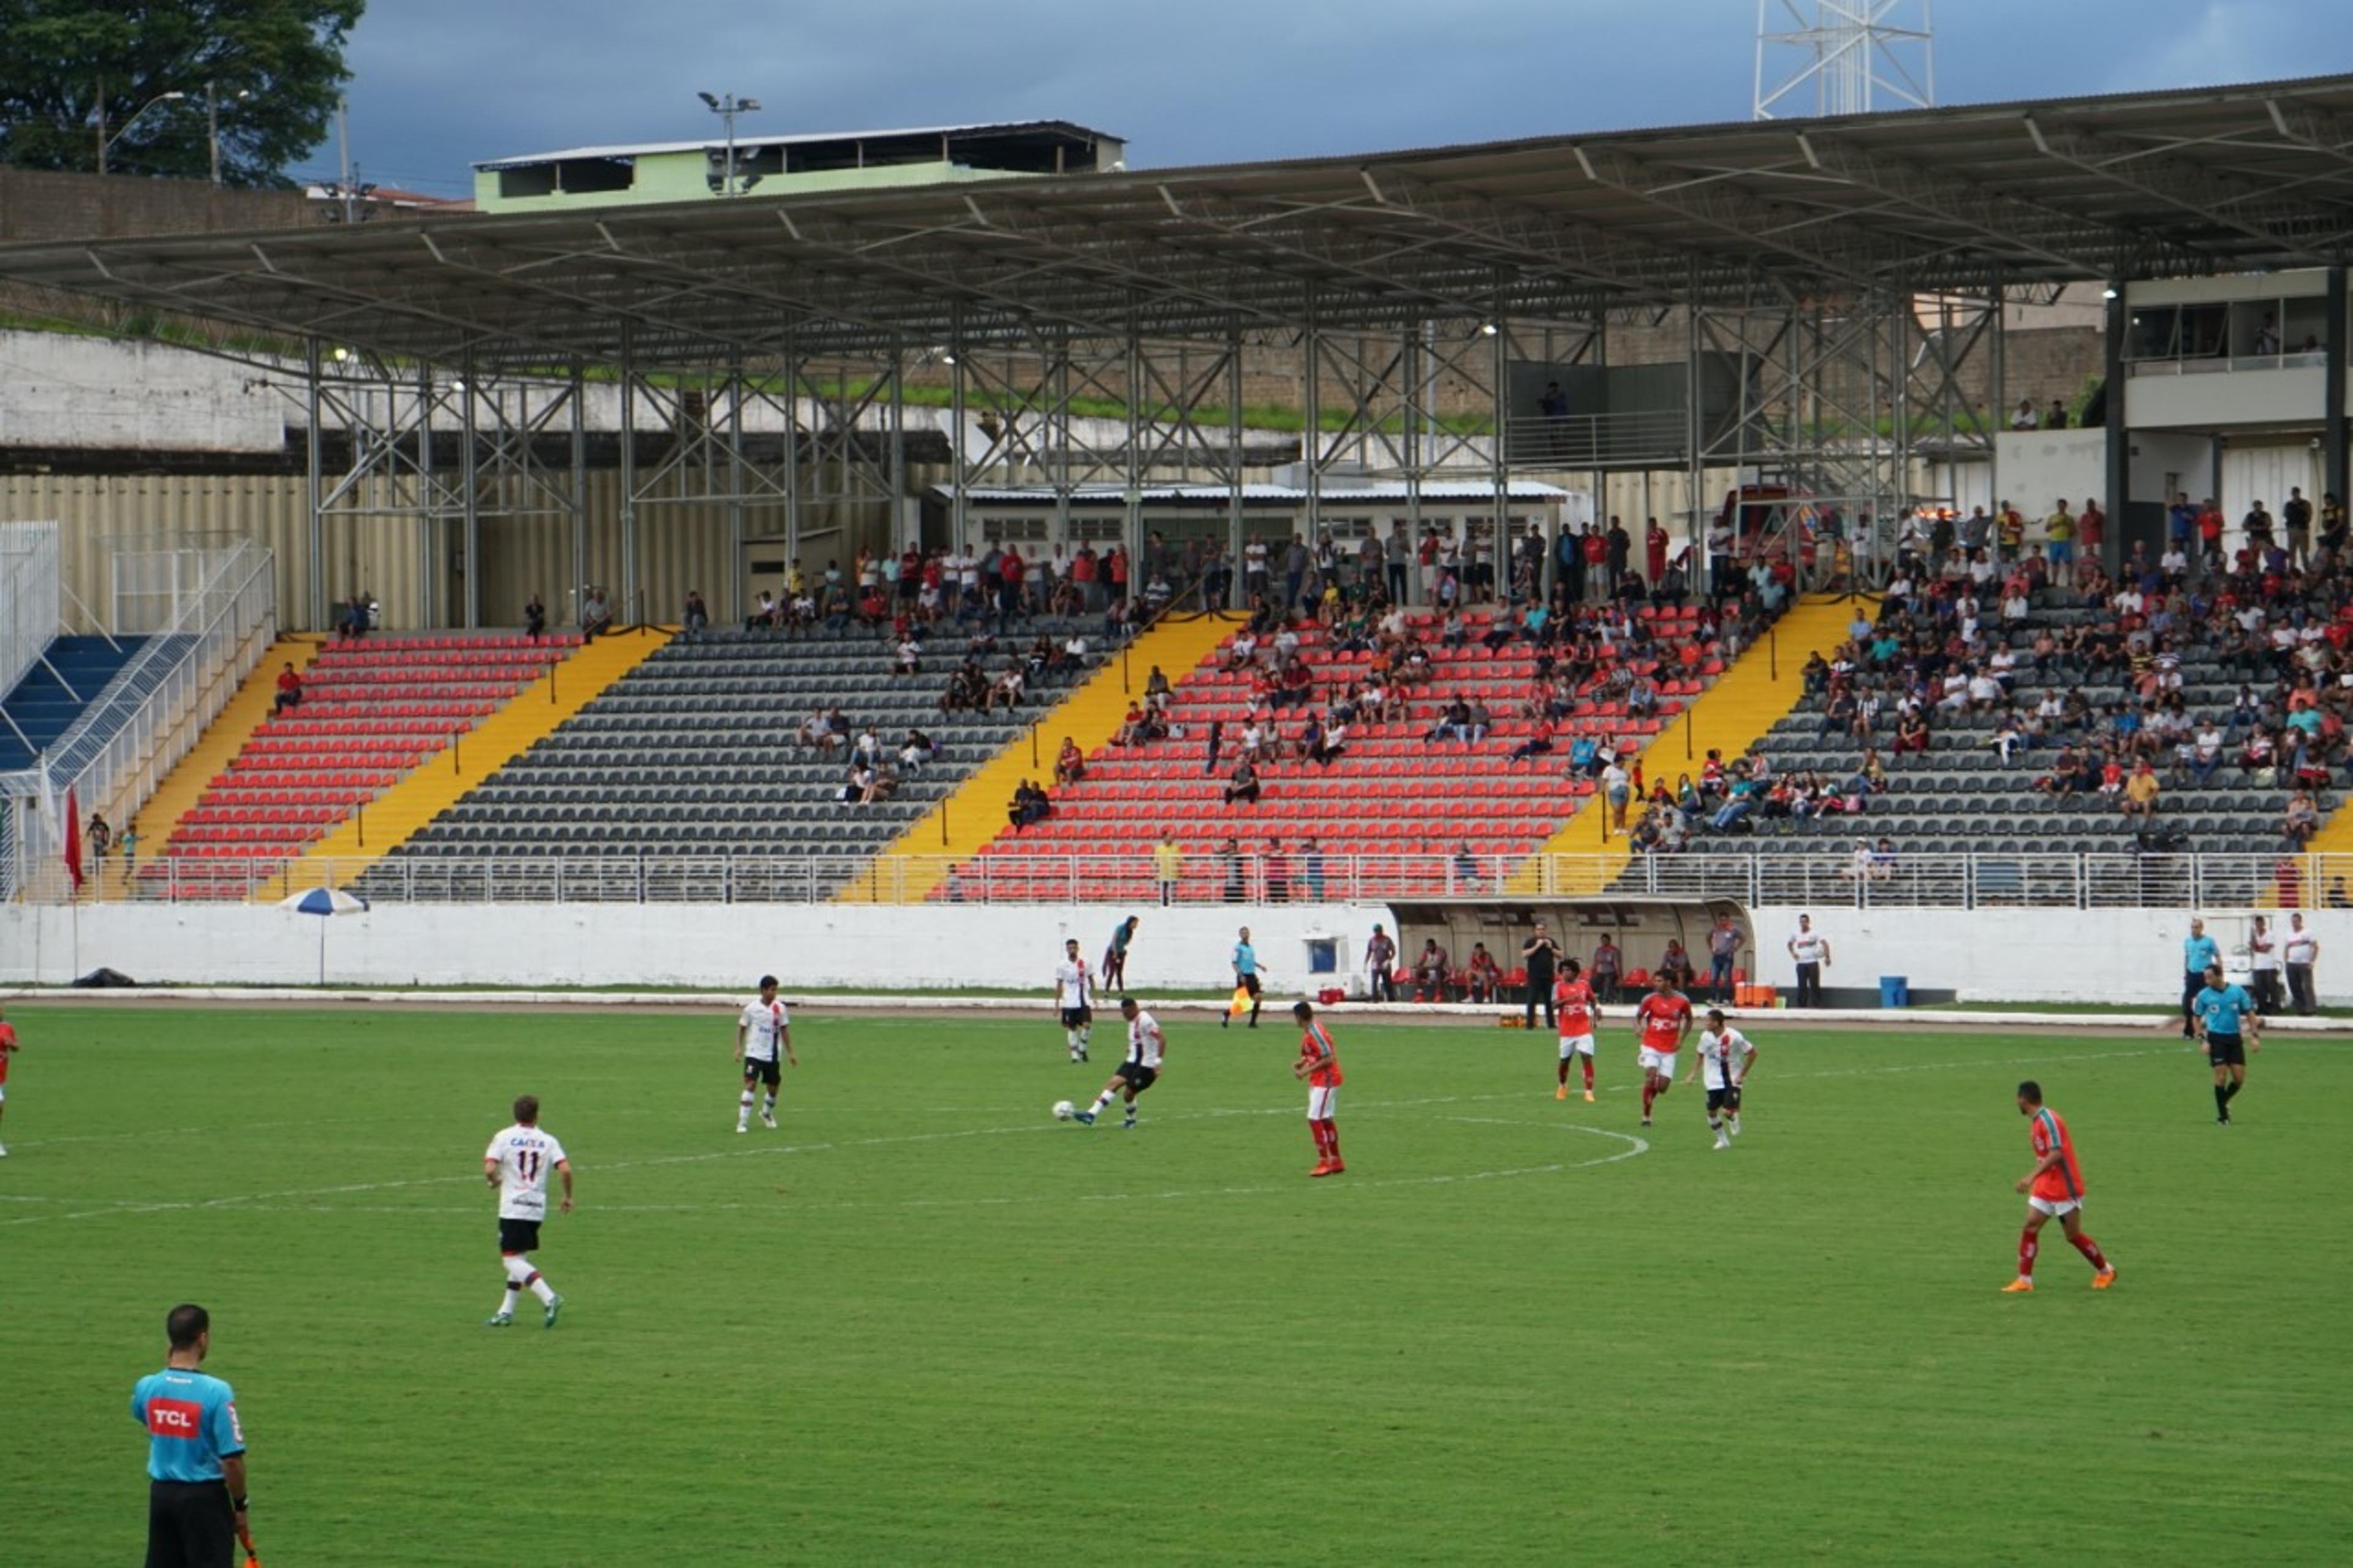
[
  {"left": 474, "top": 121, "right": 1118, "bottom": 171},
  {"left": 7, "top": 75, "right": 2353, "bottom": 368}
]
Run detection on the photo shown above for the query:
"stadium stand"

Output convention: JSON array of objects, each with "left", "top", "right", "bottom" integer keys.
[
  {"left": 942, "top": 602, "right": 1732, "bottom": 903},
  {"left": 0, "top": 635, "right": 150, "bottom": 770},
  {"left": 1652, "top": 550, "right": 2341, "bottom": 863},
  {"left": 147, "top": 633, "right": 579, "bottom": 892},
  {"left": 358, "top": 622, "right": 1107, "bottom": 900}
]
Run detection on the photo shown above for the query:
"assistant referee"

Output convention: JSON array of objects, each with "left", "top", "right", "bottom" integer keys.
[{"left": 131, "top": 1303, "right": 249, "bottom": 1568}]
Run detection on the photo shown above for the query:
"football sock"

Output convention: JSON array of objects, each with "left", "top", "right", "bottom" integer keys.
[
  {"left": 1092, "top": 1089, "right": 1117, "bottom": 1114},
  {"left": 738, "top": 1089, "right": 754, "bottom": 1127},
  {"left": 1079, "top": 1025, "right": 1092, "bottom": 1050},
  {"left": 763, "top": 1093, "right": 778, "bottom": 1116},
  {"left": 2069, "top": 1233, "right": 2109, "bottom": 1271},
  {"left": 497, "top": 1286, "right": 520, "bottom": 1316},
  {"left": 2017, "top": 1229, "right": 2039, "bottom": 1280},
  {"left": 2222, "top": 1078, "right": 2243, "bottom": 1104},
  {"left": 2214, "top": 1083, "right": 2230, "bottom": 1116},
  {"left": 1558, "top": 1056, "right": 1571, "bottom": 1085},
  {"left": 528, "top": 1272, "right": 556, "bottom": 1305},
  {"left": 1582, "top": 1058, "right": 1594, "bottom": 1090},
  {"left": 1324, "top": 1124, "right": 1341, "bottom": 1162},
  {"left": 1641, "top": 1080, "right": 1655, "bottom": 1116}
]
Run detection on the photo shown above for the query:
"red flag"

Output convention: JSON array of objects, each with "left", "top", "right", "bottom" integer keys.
[{"left": 63, "top": 786, "right": 84, "bottom": 892}]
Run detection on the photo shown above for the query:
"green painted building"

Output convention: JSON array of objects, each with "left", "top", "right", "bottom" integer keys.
[{"left": 473, "top": 120, "right": 1124, "bottom": 213}]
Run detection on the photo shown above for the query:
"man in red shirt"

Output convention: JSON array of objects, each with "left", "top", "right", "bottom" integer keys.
[
  {"left": 0, "top": 1005, "right": 18, "bottom": 1155},
  {"left": 1553, "top": 958, "right": 1599, "bottom": 1102},
  {"left": 1292, "top": 1001, "right": 1346, "bottom": 1176},
  {"left": 1632, "top": 975, "right": 1693, "bottom": 1126},
  {"left": 2005, "top": 1081, "right": 2116, "bottom": 1293}
]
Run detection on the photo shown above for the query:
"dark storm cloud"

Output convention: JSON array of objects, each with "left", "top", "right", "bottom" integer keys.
[{"left": 312, "top": 1, "right": 2338, "bottom": 197}]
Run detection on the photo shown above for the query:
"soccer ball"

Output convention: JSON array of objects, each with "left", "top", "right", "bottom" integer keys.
[{"left": 1053, "top": 1100, "right": 1077, "bottom": 1121}]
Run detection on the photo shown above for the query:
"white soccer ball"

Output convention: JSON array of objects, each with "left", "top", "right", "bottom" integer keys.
[{"left": 1053, "top": 1099, "right": 1077, "bottom": 1121}]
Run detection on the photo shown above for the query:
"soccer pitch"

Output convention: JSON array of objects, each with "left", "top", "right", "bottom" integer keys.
[{"left": 5, "top": 1005, "right": 2347, "bottom": 1564}]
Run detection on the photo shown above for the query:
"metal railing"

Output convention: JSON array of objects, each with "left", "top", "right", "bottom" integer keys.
[
  {"left": 0, "top": 520, "right": 61, "bottom": 700},
  {"left": 1, "top": 540, "right": 275, "bottom": 900},
  {"left": 29, "top": 849, "right": 2353, "bottom": 910}
]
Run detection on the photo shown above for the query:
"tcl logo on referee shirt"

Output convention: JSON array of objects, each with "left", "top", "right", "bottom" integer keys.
[{"left": 148, "top": 1398, "right": 203, "bottom": 1437}]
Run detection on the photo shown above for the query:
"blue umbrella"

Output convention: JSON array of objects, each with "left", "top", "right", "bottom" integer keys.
[{"left": 279, "top": 887, "right": 369, "bottom": 981}]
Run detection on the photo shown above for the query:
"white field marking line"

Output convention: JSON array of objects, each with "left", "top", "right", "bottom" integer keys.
[
  {"left": 190, "top": 1124, "right": 1655, "bottom": 1218},
  {"left": 0, "top": 1095, "right": 1632, "bottom": 1226},
  {"left": 0, "top": 1047, "right": 2178, "bottom": 1228}
]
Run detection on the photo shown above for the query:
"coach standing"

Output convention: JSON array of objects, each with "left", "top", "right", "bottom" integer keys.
[
  {"left": 1787, "top": 914, "right": 1832, "bottom": 1008},
  {"left": 1521, "top": 920, "right": 1561, "bottom": 1029},
  {"left": 2284, "top": 914, "right": 2321, "bottom": 1016},
  {"left": 2180, "top": 918, "right": 2221, "bottom": 1039},
  {"left": 131, "top": 1303, "right": 249, "bottom": 1568}
]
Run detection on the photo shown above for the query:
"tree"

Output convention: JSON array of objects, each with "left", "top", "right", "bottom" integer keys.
[{"left": 0, "top": 2, "right": 364, "bottom": 187}]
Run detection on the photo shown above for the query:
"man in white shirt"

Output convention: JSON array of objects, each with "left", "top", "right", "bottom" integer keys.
[
  {"left": 1684, "top": 1010, "right": 1758, "bottom": 1149},
  {"left": 483, "top": 1094, "right": 572, "bottom": 1327},
  {"left": 1054, "top": 939, "right": 1095, "bottom": 1062},
  {"left": 1070, "top": 996, "right": 1165, "bottom": 1128},
  {"left": 2246, "top": 915, "right": 2283, "bottom": 1015},
  {"left": 1787, "top": 915, "right": 1832, "bottom": 1007},
  {"left": 734, "top": 974, "right": 797, "bottom": 1132},
  {"left": 2283, "top": 914, "right": 2321, "bottom": 1016}
]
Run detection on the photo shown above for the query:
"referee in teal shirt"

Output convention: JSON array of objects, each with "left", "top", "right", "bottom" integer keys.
[
  {"left": 131, "top": 1303, "right": 248, "bottom": 1567},
  {"left": 2180, "top": 919, "right": 2221, "bottom": 1039}
]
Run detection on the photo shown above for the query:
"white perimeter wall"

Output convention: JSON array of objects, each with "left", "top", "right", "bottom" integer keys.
[{"left": 0, "top": 903, "right": 2340, "bottom": 1006}]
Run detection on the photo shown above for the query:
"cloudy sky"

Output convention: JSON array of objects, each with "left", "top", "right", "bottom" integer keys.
[{"left": 298, "top": 0, "right": 2341, "bottom": 197}]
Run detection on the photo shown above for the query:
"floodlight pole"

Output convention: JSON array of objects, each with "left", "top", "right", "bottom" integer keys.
[{"left": 700, "top": 92, "right": 763, "bottom": 197}]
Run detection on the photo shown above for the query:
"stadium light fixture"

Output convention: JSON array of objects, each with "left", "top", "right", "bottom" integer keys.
[
  {"left": 2102, "top": 286, "right": 2120, "bottom": 300},
  {"left": 1480, "top": 322, "right": 1501, "bottom": 336},
  {"left": 700, "top": 91, "right": 764, "bottom": 197}
]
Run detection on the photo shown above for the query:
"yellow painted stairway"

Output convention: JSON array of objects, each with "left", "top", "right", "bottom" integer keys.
[
  {"left": 1510, "top": 592, "right": 1864, "bottom": 894},
  {"left": 278, "top": 631, "right": 672, "bottom": 893},
  {"left": 839, "top": 613, "right": 1243, "bottom": 903}
]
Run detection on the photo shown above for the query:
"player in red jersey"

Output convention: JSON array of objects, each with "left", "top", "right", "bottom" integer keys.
[
  {"left": 0, "top": 1004, "right": 18, "bottom": 1156},
  {"left": 1631, "top": 975, "right": 1693, "bottom": 1127},
  {"left": 1553, "top": 958, "right": 1599, "bottom": 1102},
  {"left": 2004, "top": 1081, "right": 2116, "bottom": 1293},
  {"left": 1292, "top": 1000, "right": 1346, "bottom": 1176}
]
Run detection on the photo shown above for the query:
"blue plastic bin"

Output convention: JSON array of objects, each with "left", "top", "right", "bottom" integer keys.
[{"left": 1878, "top": 975, "right": 1910, "bottom": 1008}]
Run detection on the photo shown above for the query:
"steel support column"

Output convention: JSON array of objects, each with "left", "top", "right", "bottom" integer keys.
[
  {"left": 617, "top": 325, "right": 638, "bottom": 626},
  {"left": 304, "top": 338, "right": 325, "bottom": 631},
  {"left": 460, "top": 348, "right": 480, "bottom": 629},
  {"left": 2104, "top": 286, "right": 2131, "bottom": 581},
  {"left": 2328, "top": 267, "right": 2350, "bottom": 515}
]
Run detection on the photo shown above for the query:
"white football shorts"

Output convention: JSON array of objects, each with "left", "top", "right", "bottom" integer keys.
[
  {"left": 1558, "top": 1032, "right": 1596, "bottom": 1058},
  {"left": 2026, "top": 1195, "right": 2083, "bottom": 1218},
  {"left": 1639, "top": 1047, "right": 1678, "bottom": 1077},
  {"left": 1306, "top": 1085, "right": 1339, "bottom": 1121}
]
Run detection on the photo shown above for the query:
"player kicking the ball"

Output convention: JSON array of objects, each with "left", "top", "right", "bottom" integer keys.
[
  {"left": 484, "top": 1094, "right": 572, "bottom": 1327},
  {"left": 1294, "top": 1000, "right": 1346, "bottom": 1176},
  {"left": 2004, "top": 1080, "right": 2116, "bottom": 1294},
  {"left": 1553, "top": 958, "right": 1599, "bottom": 1102},
  {"left": 1054, "top": 939, "right": 1095, "bottom": 1062},
  {"left": 1072, "top": 998, "right": 1164, "bottom": 1128},
  {"left": 1632, "top": 974, "right": 1693, "bottom": 1127},
  {"left": 735, "top": 974, "right": 797, "bottom": 1132},
  {"left": 1684, "top": 1009, "right": 1756, "bottom": 1149}
]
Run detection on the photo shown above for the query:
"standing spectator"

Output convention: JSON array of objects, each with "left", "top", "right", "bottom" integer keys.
[
  {"left": 1605, "top": 517, "right": 1631, "bottom": 594},
  {"left": 524, "top": 593, "right": 547, "bottom": 640},
  {"left": 2247, "top": 915, "right": 2283, "bottom": 1015},
  {"left": 1300, "top": 836, "right": 1327, "bottom": 901},
  {"left": 1601, "top": 758, "right": 1633, "bottom": 835},
  {"left": 1219, "top": 836, "right": 1245, "bottom": 904},
  {"left": 1384, "top": 522, "right": 1409, "bottom": 604},
  {"left": 1103, "top": 915, "right": 1140, "bottom": 991},
  {"left": 131, "top": 1303, "right": 249, "bottom": 1568},
  {"left": 1521, "top": 920, "right": 1561, "bottom": 1029},
  {"left": 1645, "top": 517, "right": 1669, "bottom": 588},
  {"left": 1787, "top": 914, "right": 1831, "bottom": 1007},
  {"left": 1265, "top": 839, "right": 1291, "bottom": 903},
  {"left": 682, "top": 589, "right": 710, "bottom": 638},
  {"left": 1153, "top": 833, "right": 1183, "bottom": 907},
  {"left": 1365, "top": 922, "right": 1398, "bottom": 1002},
  {"left": 119, "top": 825, "right": 139, "bottom": 881},
  {"left": 2283, "top": 487, "right": 2314, "bottom": 570},
  {"left": 2178, "top": 917, "right": 2221, "bottom": 1040},
  {"left": 86, "top": 811, "right": 113, "bottom": 876},
  {"left": 2283, "top": 914, "right": 2320, "bottom": 1017},
  {"left": 1705, "top": 914, "right": 1742, "bottom": 1004}
]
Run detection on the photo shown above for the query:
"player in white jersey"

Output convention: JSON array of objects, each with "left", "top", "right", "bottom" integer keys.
[
  {"left": 1072, "top": 998, "right": 1164, "bottom": 1128},
  {"left": 1054, "top": 939, "right": 1096, "bottom": 1062},
  {"left": 483, "top": 1094, "right": 572, "bottom": 1327},
  {"left": 1683, "top": 1009, "right": 1758, "bottom": 1150},
  {"left": 734, "top": 974, "right": 797, "bottom": 1132}
]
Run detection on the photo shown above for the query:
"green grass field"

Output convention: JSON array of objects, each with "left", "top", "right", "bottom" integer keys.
[{"left": 4, "top": 1006, "right": 2347, "bottom": 1565}]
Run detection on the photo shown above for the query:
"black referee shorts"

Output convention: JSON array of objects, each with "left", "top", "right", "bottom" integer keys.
[{"left": 147, "top": 1479, "right": 234, "bottom": 1568}]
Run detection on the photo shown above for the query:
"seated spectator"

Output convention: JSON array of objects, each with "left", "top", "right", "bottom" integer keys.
[
  {"left": 580, "top": 587, "right": 614, "bottom": 640},
  {"left": 1464, "top": 942, "right": 1502, "bottom": 1003},
  {"left": 1892, "top": 711, "right": 1932, "bottom": 757},
  {"left": 1507, "top": 719, "right": 1557, "bottom": 766},
  {"left": 1222, "top": 759, "right": 1263, "bottom": 808},
  {"left": 1308, "top": 719, "right": 1348, "bottom": 769},
  {"left": 2120, "top": 759, "right": 2161, "bottom": 819},
  {"left": 899, "top": 728, "right": 938, "bottom": 771},
  {"left": 1053, "top": 737, "right": 1086, "bottom": 787},
  {"left": 272, "top": 662, "right": 304, "bottom": 716},
  {"left": 1656, "top": 939, "right": 1696, "bottom": 991},
  {"left": 1413, "top": 939, "right": 1452, "bottom": 1001},
  {"left": 985, "top": 662, "right": 1026, "bottom": 712},
  {"left": 797, "top": 707, "right": 841, "bottom": 751},
  {"left": 683, "top": 589, "right": 710, "bottom": 637},
  {"left": 2284, "top": 790, "right": 2321, "bottom": 849}
]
